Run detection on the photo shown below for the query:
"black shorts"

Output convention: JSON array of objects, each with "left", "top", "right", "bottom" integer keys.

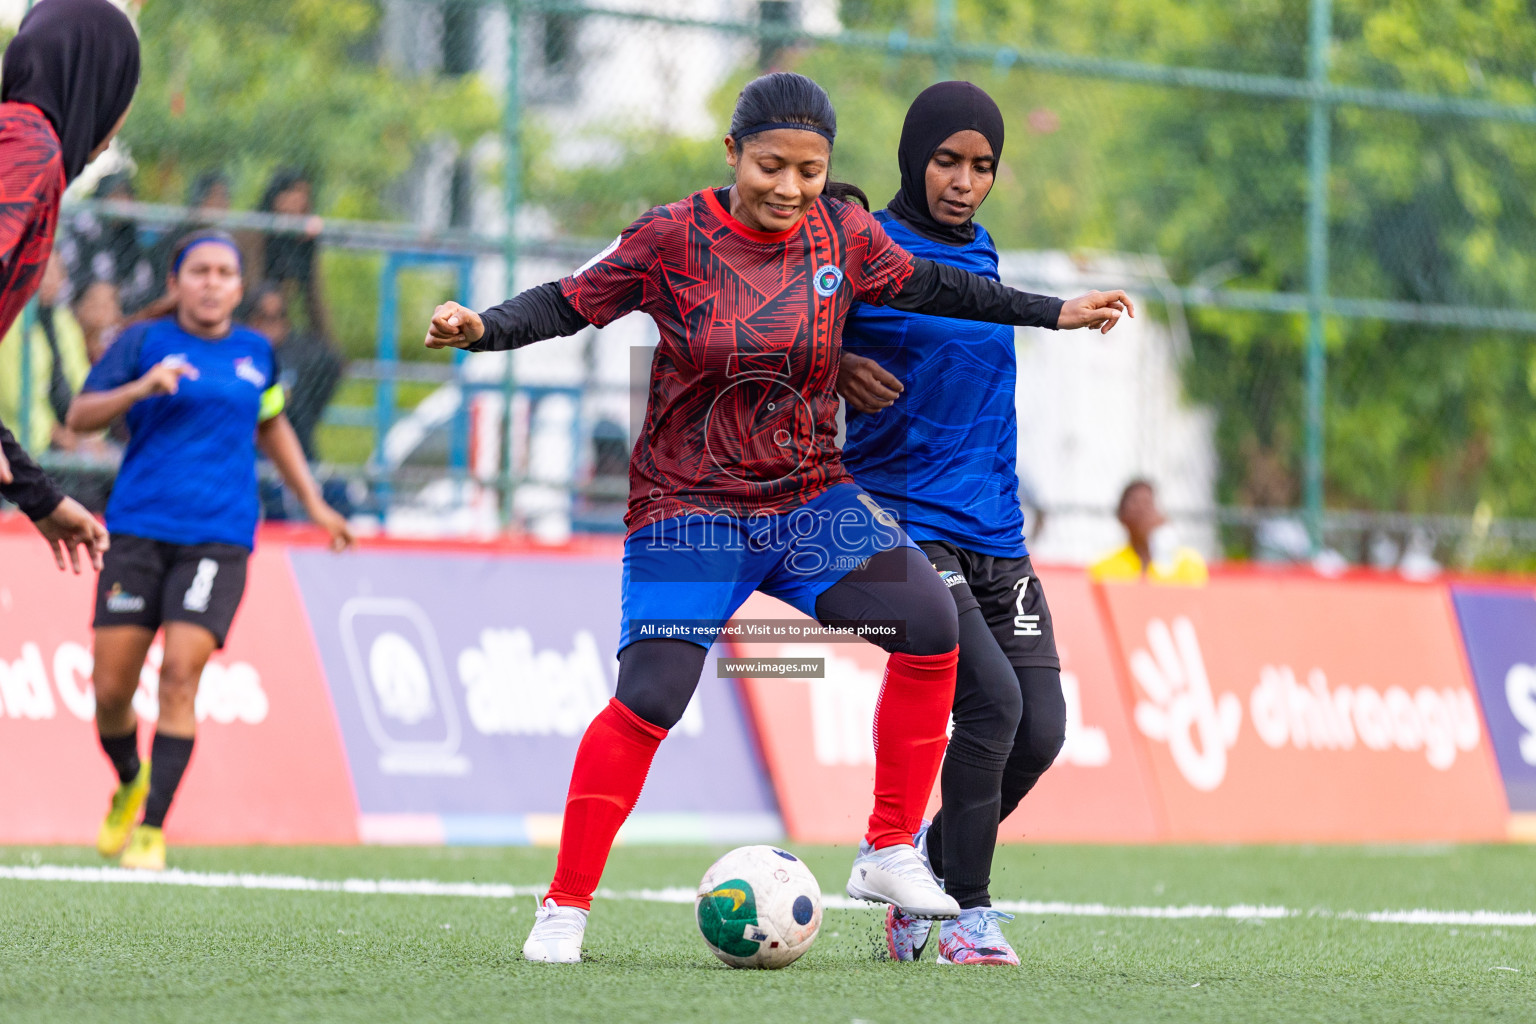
[
  {"left": 919, "top": 540, "right": 1059, "bottom": 669},
  {"left": 93, "top": 533, "right": 250, "bottom": 648}
]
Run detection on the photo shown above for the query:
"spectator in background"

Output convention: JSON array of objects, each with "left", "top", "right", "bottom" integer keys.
[
  {"left": 246, "top": 283, "right": 342, "bottom": 462},
  {"left": 1089, "top": 478, "right": 1209, "bottom": 585},
  {"left": 149, "top": 170, "right": 232, "bottom": 282},
  {"left": 73, "top": 277, "right": 124, "bottom": 366},
  {"left": 58, "top": 170, "right": 156, "bottom": 313},
  {"left": 250, "top": 168, "right": 330, "bottom": 341},
  {"left": 0, "top": 253, "right": 121, "bottom": 514},
  {"left": 0, "top": 251, "right": 90, "bottom": 451}
]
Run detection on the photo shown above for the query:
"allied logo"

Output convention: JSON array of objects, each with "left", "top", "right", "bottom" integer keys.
[
  {"left": 812, "top": 264, "right": 843, "bottom": 298},
  {"left": 938, "top": 570, "right": 966, "bottom": 590}
]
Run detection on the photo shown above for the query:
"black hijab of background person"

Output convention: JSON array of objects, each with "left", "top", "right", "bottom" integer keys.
[
  {"left": 1, "top": 0, "right": 140, "bottom": 184},
  {"left": 259, "top": 167, "right": 317, "bottom": 286},
  {"left": 886, "top": 81, "right": 1006, "bottom": 247}
]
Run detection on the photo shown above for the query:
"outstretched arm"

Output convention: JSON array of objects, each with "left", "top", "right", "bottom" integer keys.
[
  {"left": 425, "top": 283, "right": 591, "bottom": 353},
  {"left": 886, "top": 258, "right": 1134, "bottom": 334},
  {"left": 0, "top": 417, "right": 109, "bottom": 573},
  {"left": 256, "top": 413, "right": 354, "bottom": 552}
]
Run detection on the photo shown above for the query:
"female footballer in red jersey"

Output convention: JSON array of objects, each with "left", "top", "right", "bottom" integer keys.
[
  {"left": 0, "top": 0, "right": 138, "bottom": 571},
  {"left": 425, "top": 72, "right": 1129, "bottom": 963}
]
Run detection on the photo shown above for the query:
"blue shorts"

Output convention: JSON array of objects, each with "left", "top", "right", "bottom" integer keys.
[{"left": 620, "top": 482, "right": 919, "bottom": 651}]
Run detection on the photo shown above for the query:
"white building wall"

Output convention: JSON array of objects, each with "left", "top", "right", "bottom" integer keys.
[{"left": 998, "top": 252, "right": 1218, "bottom": 566}]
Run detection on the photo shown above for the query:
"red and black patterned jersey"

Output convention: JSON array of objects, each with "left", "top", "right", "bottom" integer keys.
[
  {"left": 560, "top": 188, "right": 914, "bottom": 532},
  {"left": 0, "top": 103, "right": 63, "bottom": 339}
]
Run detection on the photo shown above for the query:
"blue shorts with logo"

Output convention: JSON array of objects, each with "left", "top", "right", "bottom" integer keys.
[{"left": 620, "top": 482, "right": 919, "bottom": 651}]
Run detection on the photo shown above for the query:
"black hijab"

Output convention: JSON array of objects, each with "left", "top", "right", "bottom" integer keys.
[
  {"left": 1, "top": 0, "right": 141, "bottom": 184},
  {"left": 259, "top": 167, "right": 317, "bottom": 285},
  {"left": 886, "top": 81, "right": 1006, "bottom": 247}
]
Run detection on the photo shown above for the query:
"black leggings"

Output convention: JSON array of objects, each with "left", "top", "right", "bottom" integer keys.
[
  {"left": 925, "top": 605, "right": 1066, "bottom": 909},
  {"left": 616, "top": 546, "right": 958, "bottom": 730}
]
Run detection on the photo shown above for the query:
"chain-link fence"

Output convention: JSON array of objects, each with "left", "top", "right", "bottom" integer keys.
[{"left": 5, "top": 0, "right": 1535, "bottom": 569}]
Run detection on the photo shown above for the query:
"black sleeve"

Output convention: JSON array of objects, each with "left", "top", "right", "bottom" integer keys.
[
  {"left": 885, "top": 257, "right": 1064, "bottom": 329},
  {"left": 470, "top": 282, "right": 591, "bottom": 352},
  {"left": 0, "top": 418, "right": 64, "bottom": 520}
]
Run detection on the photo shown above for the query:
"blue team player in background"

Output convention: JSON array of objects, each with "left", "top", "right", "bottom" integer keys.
[
  {"left": 66, "top": 230, "right": 354, "bottom": 872},
  {"left": 838, "top": 82, "right": 1132, "bottom": 966}
]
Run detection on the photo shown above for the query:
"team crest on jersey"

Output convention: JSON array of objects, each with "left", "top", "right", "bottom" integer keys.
[
  {"left": 812, "top": 264, "right": 843, "bottom": 298},
  {"left": 233, "top": 357, "right": 267, "bottom": 389}
]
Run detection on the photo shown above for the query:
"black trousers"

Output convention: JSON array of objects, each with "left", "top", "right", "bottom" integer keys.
[{"left": 918, "top": 543, "right": 1067, "bottom": 909}]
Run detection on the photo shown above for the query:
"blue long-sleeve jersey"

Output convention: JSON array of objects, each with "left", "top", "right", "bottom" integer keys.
[{"left": 841, "top": 212, "right": 1027, "bottom": 557}]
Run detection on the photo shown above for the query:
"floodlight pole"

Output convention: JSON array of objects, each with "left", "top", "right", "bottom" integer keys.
[
  {"left": 1303, "top": 0, "right": 1331, "bottom": 554},
  {"left": 500, "top": 0, "right": 523, "bottom": 530},
  {"left": 934, "top": 0, "right": 955, "bottom": 81}
]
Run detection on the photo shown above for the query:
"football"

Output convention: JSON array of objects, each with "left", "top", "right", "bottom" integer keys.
[{"left": 695, "top": 845, "right": 823, "bottom": 969}]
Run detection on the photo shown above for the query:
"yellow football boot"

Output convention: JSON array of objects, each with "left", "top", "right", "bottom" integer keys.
[
  {"left": 119, "top": 824, "right": 166, "bottom": 871},
  {"left": 96, "top": 760, "right": 150, "bottom": 858}
]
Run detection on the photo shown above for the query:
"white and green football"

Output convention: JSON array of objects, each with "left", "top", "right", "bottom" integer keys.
[{"left": 695, "top": 845, "right": 823, "bottom": 969}]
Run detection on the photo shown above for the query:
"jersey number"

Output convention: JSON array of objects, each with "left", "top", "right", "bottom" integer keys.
[
  {"left": 1013, "top": 576, "right": 1042, "bottom": 637},
  {"left": 183, "top": 559, "right": 220, "bottom": 613},
  {"left": 856, "top": 493, "right": 899, "bottom": 529}
]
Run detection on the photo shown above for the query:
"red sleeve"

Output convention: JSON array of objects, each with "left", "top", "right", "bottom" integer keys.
[
  {"left": 0, "top": 110, "right": 64, "bottom": 336},
  {"left": 558, "top": 211, "right": 663, "bottom": 328},
  {"left": 842, "top": 205, "right": 914, "bottom": 305}
]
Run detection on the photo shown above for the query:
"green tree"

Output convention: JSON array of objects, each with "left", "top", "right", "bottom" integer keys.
[
  {"left": 529, "top": 1, "right": 1536, "bottom": 545},
  {"left": 124, "top": 0, "right": 496, "bottom": 217}
]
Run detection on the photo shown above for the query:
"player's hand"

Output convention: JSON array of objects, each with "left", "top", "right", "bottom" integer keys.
[
  {"left": 0, "top": 444, "right": 10, "bottom": 485},
  {"left": 1057, "top": 290, "right": 1135, "bottom": 334},
  {"left": 837, "top": 353, "right": 903, "bottom": 414},
  {"left": 307, "top": 501, "right": 355, "bottom": 553},
  {"left": 426, "top": 301, "right": 484, "bottom": 350},
  {"left": 33, "top": 496, "right": 109, "bottom": 573},
  {"left": 137, "top": 358, "right": 198, "bottom": 397}
]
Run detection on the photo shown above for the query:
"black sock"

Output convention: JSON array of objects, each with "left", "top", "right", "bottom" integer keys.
[
  {"left": 937, "top": 730, "right": 1011, "bottom": 909},
  {"left": 98, "top": 729, "right": 141, "bottom": 785},
  {"left": 997, "top": 666, "right": 1068, "bottom": 822},
  {"left": 926, "top": 811, "right": 945, "bottom": 879},
  {"left": 142, "top": 733, "right": 195, "bottom": 829}
]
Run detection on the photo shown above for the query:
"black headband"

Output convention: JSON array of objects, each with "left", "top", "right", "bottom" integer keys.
[{"left": 734, "top": 121, "right": 835, "bottom": 143}]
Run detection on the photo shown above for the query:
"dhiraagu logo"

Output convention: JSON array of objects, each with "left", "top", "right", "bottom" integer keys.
[
  {"left": 697, "top": 879, "right": 762, "bottom": 957},
  {"left": 812, "top": 264, "right": 843, "bottom": 298}
]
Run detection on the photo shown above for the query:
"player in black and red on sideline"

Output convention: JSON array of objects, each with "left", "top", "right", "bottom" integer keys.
[
  {"left": 0, "top": 0, "right": 139, "bottom": 571},
  {"left": 424, "top": 72, "right": 1130, "bottom": 964}
]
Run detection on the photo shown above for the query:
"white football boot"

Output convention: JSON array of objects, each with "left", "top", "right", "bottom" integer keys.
[
  {"left": 847, "top": 840, "right": 960, "bottom": 920},
  {"left": 522, "top": 898, "right": 588, "bottom": 963}
]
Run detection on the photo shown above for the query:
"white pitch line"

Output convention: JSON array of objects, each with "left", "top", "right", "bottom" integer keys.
[
  {"left": 990, "top": 898, "right": 1292, "bottom": 921},
  {"left": 0, "top": 863, "right": 542, "bottom": 899},
  {"left": 1, "top": 865, "right": 1532, "bottom": 928}
]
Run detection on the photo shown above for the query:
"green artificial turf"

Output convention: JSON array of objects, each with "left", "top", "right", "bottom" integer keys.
[{"left": 0, "top": 843, "right": 1531, "bottom": 1023}]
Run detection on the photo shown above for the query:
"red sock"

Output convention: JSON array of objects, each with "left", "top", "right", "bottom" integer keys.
[
  {"left": 545, "top": 698, "right": 668, "bottom": 910},
  {"left": 865, "top": 647, "right": 958, "bottom": 849}
]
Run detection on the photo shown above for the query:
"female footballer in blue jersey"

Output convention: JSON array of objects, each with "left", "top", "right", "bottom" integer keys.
[
  {"left": 67, "top": 231, "right": 354, "bottom": 870},
  {"left": 423, "top": 73, "right": 1129, "bottom": 964},
  {"left": 839, "top": 82, "right": 1132, "bottom": 966}
]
